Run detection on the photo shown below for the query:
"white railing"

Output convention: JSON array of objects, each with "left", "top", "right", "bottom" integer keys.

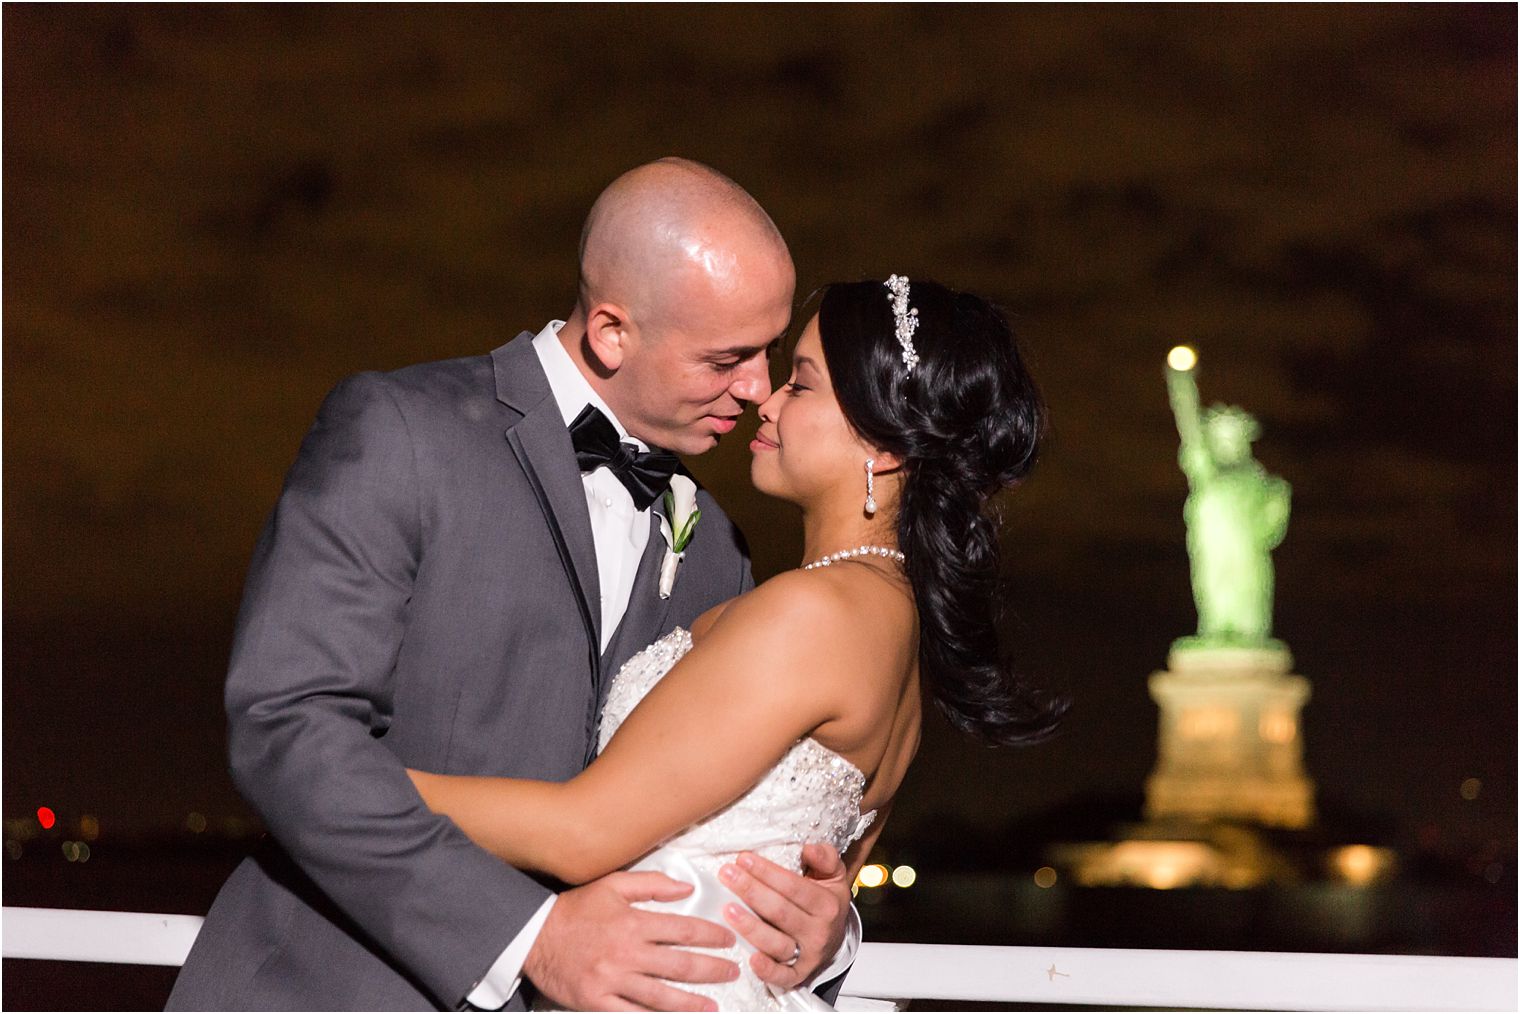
[{"left": 3, "top": 907, "right": 1515, "bottom": 1010}]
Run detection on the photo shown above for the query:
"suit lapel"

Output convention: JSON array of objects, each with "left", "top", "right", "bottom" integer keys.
[
  {"left": 600, "top": 508, "right": 678, "bottom": 700},
  {"left": 494, "top": 334, "right": 602, "bottom": 660}
]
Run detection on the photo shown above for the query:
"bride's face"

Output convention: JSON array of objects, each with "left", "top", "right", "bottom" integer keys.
[{"left": 750, "top": 314, "right": 872, "bottom": 505}]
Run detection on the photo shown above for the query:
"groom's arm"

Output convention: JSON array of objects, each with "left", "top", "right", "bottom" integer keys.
[{"left": 225, "top": 373, "right": 553, "bottom": 1007}]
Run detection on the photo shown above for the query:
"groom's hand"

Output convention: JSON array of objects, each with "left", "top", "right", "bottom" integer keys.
[
  {"left": 523, "top": 870, "right": 738, "bottom": 1012},
  {"left": 718, "top": 843, "right": 852, "bottom": 990}
]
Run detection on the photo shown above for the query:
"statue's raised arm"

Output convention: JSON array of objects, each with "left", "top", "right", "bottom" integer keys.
[{"left": 1166, "top": 347, "right": 1212, "bottom": 487}]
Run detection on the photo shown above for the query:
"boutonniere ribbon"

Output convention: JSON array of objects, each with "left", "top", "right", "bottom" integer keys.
[{"left": 658, "top": 473, "right": 701, "bottom": 599}]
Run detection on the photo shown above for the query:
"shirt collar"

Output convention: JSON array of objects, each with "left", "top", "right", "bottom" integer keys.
[{"left": 531, "top": 320, "right": 648, "bottom": 452}]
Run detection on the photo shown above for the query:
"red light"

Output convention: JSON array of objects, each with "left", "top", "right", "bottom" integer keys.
[{"left": 36, "top": 807, "right": 56, "bottom": 830}]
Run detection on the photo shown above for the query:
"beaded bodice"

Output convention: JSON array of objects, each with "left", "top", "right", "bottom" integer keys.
[{"left": 599, "top": 627, "right": 878, "bottom": 868}]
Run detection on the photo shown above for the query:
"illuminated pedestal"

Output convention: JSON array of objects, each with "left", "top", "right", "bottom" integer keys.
[{"left": 1144, "top": 645, "right": 1315, "bottom": 829}]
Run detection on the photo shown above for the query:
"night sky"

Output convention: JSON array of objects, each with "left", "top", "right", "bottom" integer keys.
[{"left": 5, "top": 7, "right": 1515, "bottom": 863}]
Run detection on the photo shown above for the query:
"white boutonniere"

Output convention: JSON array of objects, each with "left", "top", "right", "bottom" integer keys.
[{"left": 658, "top": 473, "right": 701, "bottom": 599}]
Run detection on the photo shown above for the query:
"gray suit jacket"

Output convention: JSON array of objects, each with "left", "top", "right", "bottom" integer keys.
[{"left": 168, "top": 332, "right": 755, "bottom": 1010}]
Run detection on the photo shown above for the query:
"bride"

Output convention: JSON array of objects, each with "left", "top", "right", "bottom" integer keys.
[{"left": 408, "top": 275, "right": 1067, "bottom": 1011}]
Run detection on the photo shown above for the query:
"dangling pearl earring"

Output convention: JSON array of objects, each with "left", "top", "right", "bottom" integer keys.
[{"left": 864, "top": 458, "right": 877, "bottom": 515}]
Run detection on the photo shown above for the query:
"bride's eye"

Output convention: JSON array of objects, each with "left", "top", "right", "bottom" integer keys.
[{"left": 786, "top": 381, "right": 808, "bottom": 396}]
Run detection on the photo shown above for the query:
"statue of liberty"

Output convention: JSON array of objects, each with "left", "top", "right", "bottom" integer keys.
[
  {"left": 1165, "top": 347, "right": 1291, "bottom": 652},
  {"left": 1140, "top": 348, "right": 1313, "bottom": 832}
]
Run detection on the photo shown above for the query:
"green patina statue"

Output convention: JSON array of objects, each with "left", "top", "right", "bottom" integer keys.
[{"left": 1166, "top": 347, "right": 1291, "bottom": 651}]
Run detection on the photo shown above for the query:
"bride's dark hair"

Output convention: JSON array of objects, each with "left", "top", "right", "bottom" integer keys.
[{"left": 817, "top": 279, "right": 1069, "bottom": 747}]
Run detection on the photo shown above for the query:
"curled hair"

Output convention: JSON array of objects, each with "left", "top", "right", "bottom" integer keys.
[{"left": 818, "top": 280, "right": 1070, "bottom": 746}]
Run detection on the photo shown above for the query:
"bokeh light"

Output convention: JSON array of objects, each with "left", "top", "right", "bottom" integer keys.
[{"left": 1331, "top": 844, "right": 1395, "bottom": 886}]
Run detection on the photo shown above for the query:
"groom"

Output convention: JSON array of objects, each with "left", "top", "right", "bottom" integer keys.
[{"left": 168, "top": 159, "right": 857, "bottom": 1011}]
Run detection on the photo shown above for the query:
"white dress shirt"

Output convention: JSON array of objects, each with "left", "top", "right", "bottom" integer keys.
[
  {"left": 468, "top": 321, "right": 857, "bottom": 1008},
  {"left": 532, "top": 320, "right": 654, "bottom": 651}
]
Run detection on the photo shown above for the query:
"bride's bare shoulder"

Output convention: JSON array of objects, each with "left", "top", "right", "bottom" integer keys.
[
  {"left": 678, "top": 569, "right": 915, "bottom": 741},
  {"left": 700, "top": 568, "right": 913, "bottom": 663},
  {"left": 715, "top": 568, "right": 852, "bottom": 624},
  {"left": 690, "top": 571, "right": 827, "bottom": 641},
  {"left": 688, "top": 568, "right": 829, "bottom": 639}
]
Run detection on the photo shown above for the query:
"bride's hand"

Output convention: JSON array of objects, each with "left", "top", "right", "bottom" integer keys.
[{"left": 718, "top": 843, "right": 852, "bottom": 990}]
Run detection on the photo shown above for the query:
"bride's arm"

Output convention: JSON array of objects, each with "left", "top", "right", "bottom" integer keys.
[{"left": 407, "top": 571, "right": 865, "bottom": 885}]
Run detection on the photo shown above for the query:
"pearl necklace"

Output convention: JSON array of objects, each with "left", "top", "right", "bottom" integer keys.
[{"left": 801, "top": 545, "right": 906, "bottom": 570}]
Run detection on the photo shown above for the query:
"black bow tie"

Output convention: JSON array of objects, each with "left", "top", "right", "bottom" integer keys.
[{"left": 568, "top": 404, "right": 680, "bottom": 511}]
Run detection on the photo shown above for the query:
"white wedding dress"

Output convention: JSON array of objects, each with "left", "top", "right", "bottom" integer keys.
[{"left": 590, "top": 626, "right": 879, "bottom": 1012}]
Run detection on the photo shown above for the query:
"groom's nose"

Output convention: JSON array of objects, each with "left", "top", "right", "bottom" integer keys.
[{"left": 728, "top": 355, "right": 771, "bottom": 406}]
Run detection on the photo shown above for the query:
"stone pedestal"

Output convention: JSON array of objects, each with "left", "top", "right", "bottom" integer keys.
[{"left": 1144, "top": 645, "right": 1315, "bottom": 829}]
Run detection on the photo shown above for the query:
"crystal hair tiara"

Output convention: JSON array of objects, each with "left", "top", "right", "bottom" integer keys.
[{"left": 885, "top": 274, "right": 919, "bottom": 374}]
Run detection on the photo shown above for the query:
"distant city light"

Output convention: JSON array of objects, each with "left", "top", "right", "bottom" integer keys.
[
  {"left": 77, "top": 842, "right": 91, "bottom": 863},
  {"left": 1070, "top": 840, "right": 1218, "bottom": 890},
  {"left": 1148, "top": 865, "right": 1183, "bottom": 889},
  {"left": 1460, "top": 777, "right": 1481, "bottom": 801},
  {"left": 1484, "top": 862, "right": 1502, "bottom": 884},
  {"left": 79, "top": 815, "right": 100, "bottom": 841},
  {"left": 36, "top": 807, "right": 55, "bottom": 830},
  {"left": 1332, "top": 844, "right": 1394, "bottom": 886},
  {"left": 856, "top": 864, "right": 889, "bottom": 889},
  {"left": 62, "top": 841, "right": 78, "bottom": 862},
  {"left": 1034, "top": 866, "right": 1058, "bottom": 889},
  {"left": 5, "top": 840, "right": 22, "bottom": 860},
  {"left": 186, "top": 812, "right": 208, "bottom": 834},
  {"left": 891, "top": 865, "right": 917, "bottom": 888},
  {"left": 1167, "top": 345, "right": 1198, "bottom": 371}
]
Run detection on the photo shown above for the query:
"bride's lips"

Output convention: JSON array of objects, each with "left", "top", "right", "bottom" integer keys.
[{"left": 750, "top": 431, "right": 779, "bottom": 453}]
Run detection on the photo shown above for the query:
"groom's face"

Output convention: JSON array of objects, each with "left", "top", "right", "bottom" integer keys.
[{"left": 614, "top": 250, "right": 794, "bottom": 455}]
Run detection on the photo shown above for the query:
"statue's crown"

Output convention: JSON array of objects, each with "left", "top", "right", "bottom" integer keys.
[{"left": 1204, "top": 404, "right": 1260, "bottom": 443}]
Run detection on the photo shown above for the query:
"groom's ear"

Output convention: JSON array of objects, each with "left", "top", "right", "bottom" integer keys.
[{"left": 584, "top": 303, "right": 633, "bottom": 372}]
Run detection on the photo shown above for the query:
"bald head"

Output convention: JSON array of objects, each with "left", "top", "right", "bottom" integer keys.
[
  {"left": 577, "top": 158, "right": 791, "bottom": 329},
  {"left": 562, "top": 158, "right": 795, "bottom": 456}
]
